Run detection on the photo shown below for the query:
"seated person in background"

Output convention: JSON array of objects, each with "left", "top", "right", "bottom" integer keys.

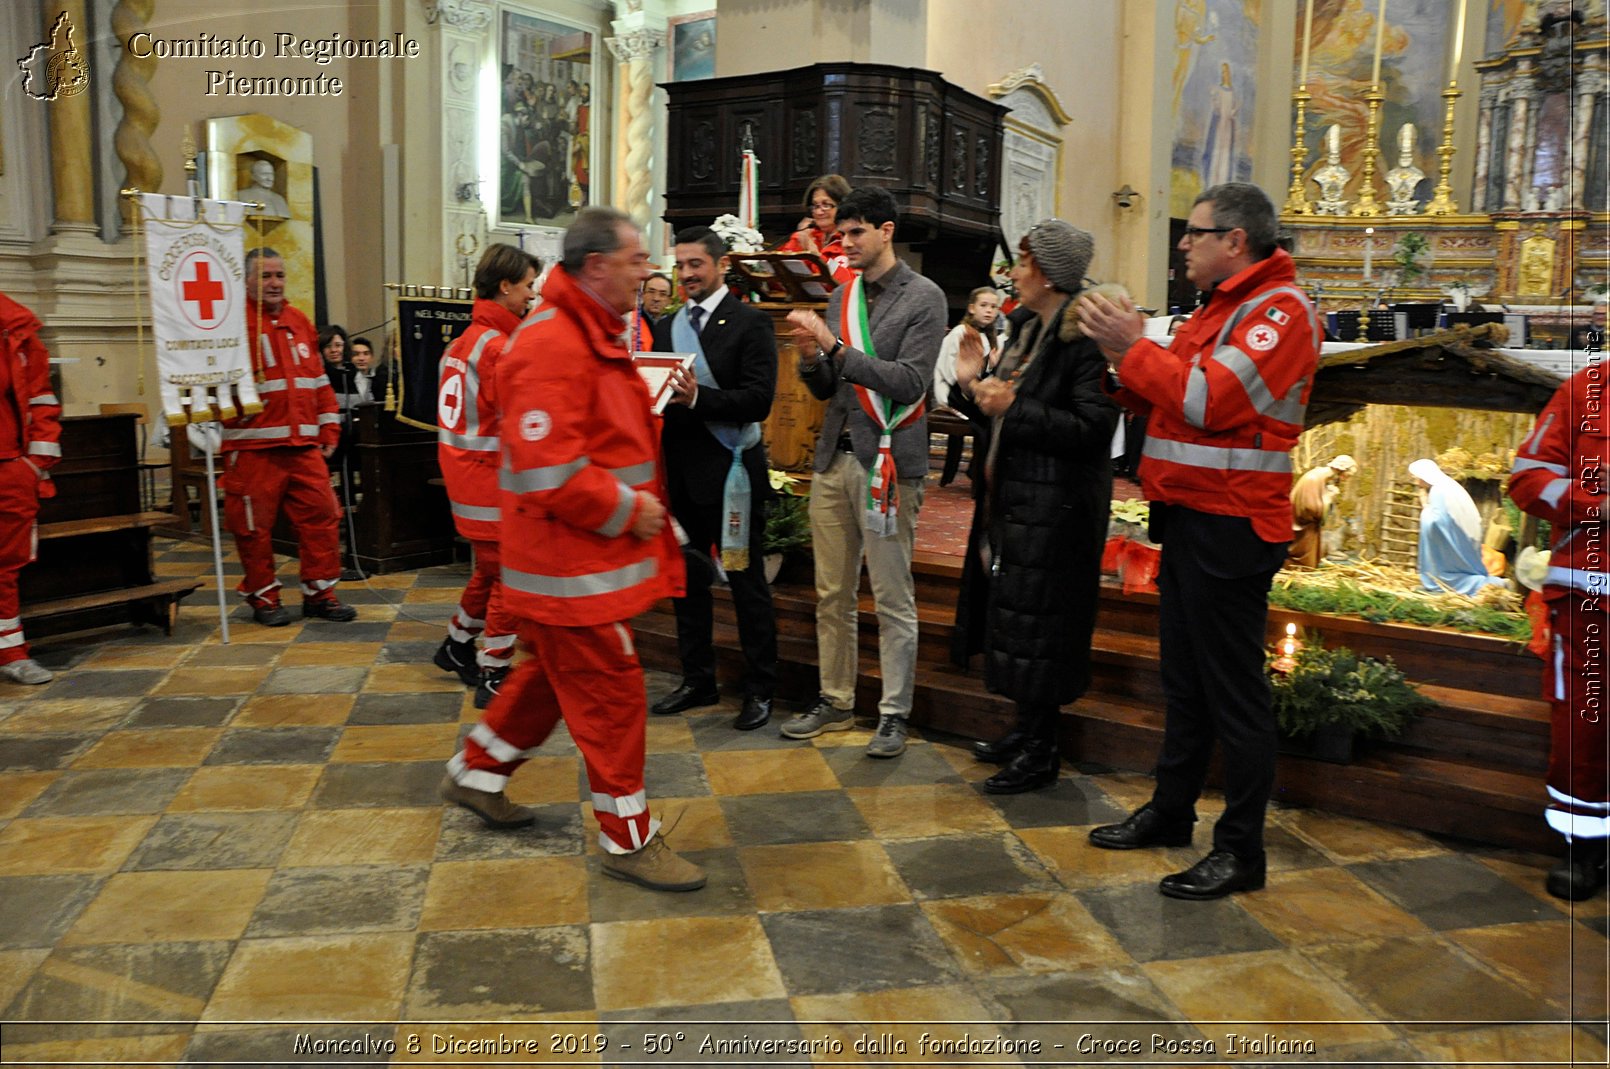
[
  {"left": 1409, "top": 458, "right": 1505, "bottom": 596},
  {"left": 318, "top": 324, "right": 349, "bottom": 383},
  {"left": 346, "top": 336, "right": 389, "bottom": 406},
  {"left": 777, "top": 173, "right": 854, "bottom": 283},
  {"left": 932, "top": 286, "right": 1002, "bottom": 409}
]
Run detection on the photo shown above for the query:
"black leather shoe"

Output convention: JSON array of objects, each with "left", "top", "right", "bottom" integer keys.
[
  {"left": 1546, "top": 845, "right": 1609, "bottom": 901},
  {"left": 734, "top": 696, "right": 772, "bottom": 731},
  {"left": 474, "top": 665, "right": 511, "bottom": 710},
  {"left": 983, "top": 744, "right": 1059, "bottom": 794},
  {"left": 973, "top": 729, "right": 1030, "bottom": 765},
  {"left": 433, "top": 637, "right": 480, "bottom": 686},
  {"left": 302, "top": 597, "right": 358, "bottom": 622},
  {"left": 651, "top": 682, "right": 719, "bottom": 716},
  {"left": 251, "top": 602, "right": 291, "bottom": 627},
  {"left": 1159, "top": 849, "right": 1266, "bottom": 900},
  {"left": 1089, "top": 804, "right": 1195, "bottom": 851}
]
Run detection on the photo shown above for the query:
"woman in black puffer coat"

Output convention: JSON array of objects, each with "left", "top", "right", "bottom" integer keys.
[{"left": 948, "top": 219, "right": 1120, "bottom": 793}]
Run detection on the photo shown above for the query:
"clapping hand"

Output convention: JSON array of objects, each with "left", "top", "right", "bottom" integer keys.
[
  {"left": 787, "top": 309, "right": 836, "bottom": 355},
  {"left": 972, "top": 376, "right": 1015, "bottom": 418},
  {"left": 954, "top": 323, "right": 986, "bottom": 389}
]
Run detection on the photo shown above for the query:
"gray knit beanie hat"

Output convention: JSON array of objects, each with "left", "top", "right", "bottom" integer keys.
[{"left": 1025, "top": 219, "right": 1095, "bottom": 294}]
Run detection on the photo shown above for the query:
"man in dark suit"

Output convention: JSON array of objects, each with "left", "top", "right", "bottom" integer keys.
[{"left": 648, "top": 226, "right": 779, "bottom": 730}]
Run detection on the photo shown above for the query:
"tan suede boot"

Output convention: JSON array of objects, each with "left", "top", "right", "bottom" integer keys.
[
  {"left": 601, "top": 834, "right": 707, "bottom": 892},
  {"left": 439, "top": 775, "right": 536, "bottom": 829}
]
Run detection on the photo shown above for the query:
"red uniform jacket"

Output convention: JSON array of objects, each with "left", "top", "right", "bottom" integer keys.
[
  {"left": 1108, "top": 248, "right": 1319, "bottom": 543},
  {"left": 439, "top": 299, "right": 522, "bottom": 542},
  {"left": 221, "top": 299, "right": 340, "bottom": 452},
  {"left": 1510, "top": 363, "right": 1609, "bottom": 601},
  {"left": 778, "top": 228, "right": 855, "bottom": 285},
  {"left": 0, "top": 294, "right": 62, "bottom": 497},
  {"left": 495, "top": 266, "right": 684, "bottom": 627}
]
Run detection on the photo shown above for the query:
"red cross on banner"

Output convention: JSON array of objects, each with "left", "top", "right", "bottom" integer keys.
[{"left": 183, "top": 259, "right": 225, "bottom": 322}]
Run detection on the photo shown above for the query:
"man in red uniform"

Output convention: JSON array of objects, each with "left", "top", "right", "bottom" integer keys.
[
  {"left": 438, "top": 207, "right": 702, "bottom": 893},
  {"left": 1510, "top": 326, "right": 1610, "bottom": 899},
  {"left": 0, "top": 292, "right": 63, "bottom": 685},
  {"left": 434, "top": 244, "right": 540, "bottom": 707},
  {"left": 1079, "top": 183, "right": 1320, "bottom": 900},
  {"left": 220, "top": 249, "right": 356, "bottom": 625}
]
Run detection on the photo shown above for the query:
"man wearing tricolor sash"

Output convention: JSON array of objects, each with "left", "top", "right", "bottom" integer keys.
[
  {"left": 783, "top": 186, "right": 947, "bottom": 758},
  {"left": 649, "top": 227, "right": 780, "bottom": 731}
]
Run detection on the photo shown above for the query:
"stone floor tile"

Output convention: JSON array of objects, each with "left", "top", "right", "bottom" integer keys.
[
  {"left": 0, "top": 875, "right": 103, "bottom": 949},
  {"left": 978, "top": 965, "right": 1196, "bottom": 1052},
  {"left": 376, "top": 639, "right": 442, "bottom": 666},
  {"left": 739, "top": 841, "right": 909, "bottom": 912},
  {"left": 280, "top": 807, "right": 441, "bottom": 867},
  {"left": 183, "top": 1025, "right": 392, "bottom": 1066},
  {"left": 504, "top": 756, "right": 590, "bottom": 806},
  {"left": 974, "top": 774, "right": 1131, "bottom": 830},
  {"left": 643, "top": 714, "right": 696, "bottom": 754},
  {"left": 296, "top": 621, "right": 395, "bottom": 643},
  {"left": 35, "top": 670, "right": 168, "bottom": 700},
  {"left": 790, "top": 985, "right": 1005, "bottom": 1063},
  {"left": 1077, "top": 881, "right": 1283, "bottom": 963},
  {"left": 0, "top": 771, "right": 61, "bottom": 819},
  {"left": 167, "top": 765, "right": 323, "bottom": 812},
  {"left": 0, "top": 734, "right": 99, "bottom": 771},
  {"left": 125, "top": 811, "right": 298, "bottom": 871},
  {"left": 204, "top": 727, "right": 341, "bottom": 766},
  {"left": 0, "top": 947, "right": 50, "bottom": 1009},
  {"left": 231, "top": 694, "right": 354, "bottom": 728},
  {"left": 73, "top": 728, "right": 222, "bottom": 770},
  {"left": 364, "top": 663, "right": 464, "bottom": 693},
  {"left": 1277, "top": 806, "right": 1443, "bottom": 863},
  {"left": 418, "top": 857, "right": 590, "bottom": 931},
  {"left": 1447, "top": 920, "right": 1608, "bottom": 1013},
  {"left": 846, "top": 783, "right": 1011, "bottom": 840},
  {"left": 703, "top": 748, "right": 842, "bottom": 796},
  {"left": 329, "top": 723, "right": 459, "bottom": 763},
  {"left": 203, "top": 932, "right": 415, "bottom": 1021},
  {"left": 63, "top": 870, "right": 271, "bottom": 944},
  {"left": 152, "top": 666, "right": 271, "bottom": 697},
  {"left": 584, "top": 847, "right": 755, "bottom": 923},
  {"left": 80, "top": 645, "right": 193, "bottom": 669},
  {"left": 433, "top": 803, "right": 584, "bottom": 860},
  {"left": 0, "top": 698, "right": 138, "bottom": 734},
  {"left": 125, "top": 697, "right": 241, "bottom": 729},
  {"left": 761, "top": 905, "right": 961, "bottom": 997},
  {"left": 1014, "top": 824, "right": 1195, "bottom": 891},
  {"left": 687, "top": 713, "right": 802, "bottom": 752},
  {"left": 260, "top": 666, "right": 369, "bottom": 695},
  {"left": 348, "top": 692, "right": 462, "bottom": 725},
  {"left": 278, "top": 642, "right": 385, "bottom": 666},
  {"left": 597, "top": 1000, "right": 799, "bottom": 1060},
  {"left": 719, "top": 789, "right": 871, "bottom": 847},
  {"left": 310, "top": 760, "right": 446, "bottom": 809},
  {"left": 593, "top": 915, "right": 784, "bottom": 1010},
  {"left": 0, "top": 1034, "right": 192, "bottom": 1065},
  {"left": 884, "top": 833, "right": 1058, "bottom": 900},
  {"left": 1411, "top": 1023, "right": 1607, "bottom": 1064},
  {"left": 0, "top": 815, "right": 158, "bottom": 875},
  {"left": 922, "top": 892, "right": 1128, "bottom": 976},
  {"left": 184, "top": 644, "right": 284, "bottom": 667},
  {"left": 818, "top": 743, "right": 962, "bottom": 789},
  {"left": 246, "top": 864, "right": 428, "bottom": 937},
  {"left": 1350, "top": 854, "right": 1565, "bottom": 931},
  {"left": 641, "top": 751, "right": 710, "bottom": 798},
  {"left": 405, "top": 926, "right": 593, "bottom": 1017},
  {"left": 26, "top": 768, "right": 192, "bottom": 817}
]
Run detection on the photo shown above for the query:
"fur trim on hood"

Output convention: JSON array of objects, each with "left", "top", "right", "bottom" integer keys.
[{"left": 1059, "top": 282, "right": 1132, "bottom": 342}]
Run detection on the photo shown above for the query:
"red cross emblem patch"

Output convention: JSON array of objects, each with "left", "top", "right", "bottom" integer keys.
[{"left": 175, "top": 250, "right": 232, "bottom": 330}]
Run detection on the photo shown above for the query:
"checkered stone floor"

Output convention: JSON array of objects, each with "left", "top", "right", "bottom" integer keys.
[{"left": 0, "top": 540, "right": 1604, "bottom": 1066}]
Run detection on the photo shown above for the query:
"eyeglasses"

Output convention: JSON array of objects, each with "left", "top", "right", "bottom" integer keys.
[{"left": 1182, "top": 226, "right": 1236, "bottom": 241}]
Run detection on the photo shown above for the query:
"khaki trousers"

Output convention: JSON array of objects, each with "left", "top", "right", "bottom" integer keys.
[{"left": 808, "top": 451, "right": 924, "bottom": 719}]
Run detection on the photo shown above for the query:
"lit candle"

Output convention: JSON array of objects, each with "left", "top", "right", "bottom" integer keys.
[
  {"left": 1283, "top": 622, "right": 1299, "bottom": 658},
  {"left": 1371, "top": 0, "right": 1388, "bottom": 87},
  {"left": 1364, "top": 227, "right": 1374, "bottom": 280},
  {"left": 1300, "top": 0, "right": 1315, "bottom": 85},
  {"left": 1447, "top": 0, "right": 1467, "bottom": 84}
]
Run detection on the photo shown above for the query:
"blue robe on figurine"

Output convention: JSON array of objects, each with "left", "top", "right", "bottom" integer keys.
[{"left": 1410, "top": 458, "right": 1504, "bottom": 597}]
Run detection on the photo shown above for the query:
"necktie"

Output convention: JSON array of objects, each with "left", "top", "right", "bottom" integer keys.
[{"left": 689, "top": 305, "right": 705, "bottom": 334}]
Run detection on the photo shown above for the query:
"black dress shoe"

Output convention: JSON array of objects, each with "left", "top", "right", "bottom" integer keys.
[
  {"left": 1159, "top": 848, "right": 1266, "bottom": 900},
  {"left": 973, "top": 729, "right": 1030, "bottom": 765},
  {"left": 1088, "top": 803, "right": 1195, "bottom": 850},
  {"left": 651, "top": 683, "right": 719, "bottom": 716},
  {"left": 302, "top": 597, "right": 358, "bottom": 622},
  {"left": 734, "top": 696, "right": 772, "bottom": 731},
  {"left": 1546, "top": 845, "right": 1609, "bottom": 901},
  {"left": 983, "top": 743, "right": 1059, "bottom": 794}
]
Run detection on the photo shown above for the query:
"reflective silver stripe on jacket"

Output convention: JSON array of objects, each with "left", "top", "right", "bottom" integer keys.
[
  {"left": 440, "top": 429, "right": 500, "bottom": 452},
  {"left": 501, "top": 457, "right": 590, "bottom": 493},
  {"left": 1183, "top": 343, "right": 1308, "bottom": 429},
  {"left": 256, "top": 378, "right": 287, "bottom": 393},
  {"left": 1539, "top": 477, "right": 1573, "bottom": 509},
  {"left": 299, "top": 424, "right": 322, "bottom": 437},
  {"left": 1513, "top": 455, "right": 1569, "bottom": 478},
  {"left": 595, "top": 481, "right": 636, "bottom": 537},
  {"left": 503, "top": 557, "right": 658, "bottom": 599},
  {"left": 222, "top": 425, "right": 292, "bottom": 441},
  {"left": 1143, "top": 435, "right": 1293, "bottom": 474},
  {"left": 505, "top": 304, "right": 555, "bottom": 346},
  {"left": 30, "top": 393, "right": 58, "bottom": 406},
  {"left": 461, "top": 331, "right": 497, "bottom": 442},
  {"left": 606, "top": 461, "right": 656, "bottom": 486},
  {"left": 27, "top": 441, "right": 61, "bottom": 457},
  {"left": 451, "top": 501, "right": 501, "bottom": 523},
  {"left": 297, "top": 376, "right": 330, "bottom": 390},
  {"left": 1520, "top": 412, "right": 1556, "bottom": 455},
  {"left": 316, "top": 413, "right": 342, "bottom": 425},
  {"left": 1547, "top": 565, "right": 1610, "bottom": 593},
  {"left": 1214, "top": 285, "right": 1321, "bottom": 353}
]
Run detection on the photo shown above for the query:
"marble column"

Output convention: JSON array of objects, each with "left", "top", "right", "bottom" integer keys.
[
  {"left": 42, "top": 0, "right": 95, "bottom": 231},
  {"left": 1503, "top": 89, "right": 1531, "bottom": 209},
  {"left": 606, "top": 17, "right": 666, "bottom": 235},
  {"left": 111, "top": 0, "right": 161, "bottom": 215},
  {"left": 1570, "top": 71, "right": 1604, "bottom": 209},
  {"left": 1472, "top": 85, "right": 1496, "bottom": 212}
]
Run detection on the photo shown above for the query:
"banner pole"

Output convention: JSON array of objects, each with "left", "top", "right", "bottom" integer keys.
[{"left": 202, "top": 427, "right": 230, "bottom": 645}]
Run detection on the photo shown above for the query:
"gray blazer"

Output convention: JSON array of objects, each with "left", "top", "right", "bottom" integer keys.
[{"left": 799, "top": 259, "right": 948, "bottom": 478}]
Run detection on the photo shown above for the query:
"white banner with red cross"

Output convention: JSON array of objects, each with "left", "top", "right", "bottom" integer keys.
[{"left": 139, "top": 193, "right": 262, "bottom": 426}]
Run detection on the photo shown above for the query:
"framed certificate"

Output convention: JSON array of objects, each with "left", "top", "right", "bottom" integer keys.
[{"left": 633, "top": 352, "right": 694, "bottom": 415}]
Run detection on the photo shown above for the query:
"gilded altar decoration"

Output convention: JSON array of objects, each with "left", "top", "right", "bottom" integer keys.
[
  {"left": 1311, "top": 124, "right": 1352, "bottom": 215},
  {"left": 1385, "top": 123, "right": 1425, "bottom": 215},
  {"left": 1518, "top": 226, "right": 1558, "bottom": 297}
]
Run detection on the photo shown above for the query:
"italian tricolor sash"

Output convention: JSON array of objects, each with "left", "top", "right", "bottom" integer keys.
[{"left": 842, "top": 275, "right": 924, "bottom": 537}]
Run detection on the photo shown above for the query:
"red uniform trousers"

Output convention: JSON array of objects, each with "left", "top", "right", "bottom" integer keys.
[
  {"left": 1546, "top": 600, "right": 1610, "bottom": 840},
  {"left": 447, "top": 539, "right": 517, "bottom": 669},
  {"left": 221, "top": 447, "right": 342, "bottom": 602},
  {"left": 447, "top": 618, "right": 656, "bottom": 854},
  {"left": 0, "top": 459, "right": 40, "bottom": 664}
]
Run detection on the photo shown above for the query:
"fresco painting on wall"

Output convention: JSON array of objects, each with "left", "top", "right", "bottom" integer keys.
[
  {"left": 669, "top": 13, "right": 716, "bottom": 82},
  {"left": 1485, "top": 0, "right": 1531, "bottom": 54},
  {"left": 1294, "top": 0, "right": 1452, "bottom": 213},
  {"left": 1170, "top": 0, "right": 1261, "bottom": 218},
  {"left": 499, "top": 9, "right": 594, "bottom": 229}
]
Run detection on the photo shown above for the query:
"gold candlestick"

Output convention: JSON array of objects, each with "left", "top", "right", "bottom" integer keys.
[
  {"left": 1424, "top": 81, "right": 1463, "bottom": 215},
  {"left": 1284, "top": 85, "right": 1315, "bottom": 215},
  {"left": 1350, "top": 86, "right": 1386, "bottom": 217}
]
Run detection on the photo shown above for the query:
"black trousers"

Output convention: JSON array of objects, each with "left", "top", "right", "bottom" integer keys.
[
  {"left": 670, "top": 485, "right": 777, "bottom": 700},
  {"left": 1147, "top": 506, "right": 1287, "bottom": 860}
]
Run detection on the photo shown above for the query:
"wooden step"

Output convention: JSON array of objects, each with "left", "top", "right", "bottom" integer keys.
[
  {"left": 23, "top": 577, "right": 204, "bottom": 638},
  {"left": 37, "top": 511, "right": 179, "bottom": 541},
  {"left": 23, "top": 577, "right": 203, "bottom": 619}
]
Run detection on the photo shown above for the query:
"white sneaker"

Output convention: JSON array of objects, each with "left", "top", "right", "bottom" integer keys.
[{"left": 1, "top": 659, "right": 54, "bottom": 685}]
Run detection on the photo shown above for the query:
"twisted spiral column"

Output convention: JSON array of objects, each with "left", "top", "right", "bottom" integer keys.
[
  {"left": 111, "top": 0, "right": 161, "bottom": 214},
  {"left": 607, "top": 25, "right": 664, "bottom": 232}
]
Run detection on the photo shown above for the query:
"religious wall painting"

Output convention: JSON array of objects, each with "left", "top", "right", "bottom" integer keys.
[
  {"left": 497, "top": 7, "right": 596, "bottom": 230},
  {"left": 1169, "top": 0, "right": 1261, "bottom": 218},
  {"left": 668, "top": 13, "right": 715, "bottom": 82},
  {"left": 1485, "top": 0, "right": 1531, "bottom": 54},
  {"left": 1295, "top": 0, "right": 1451, "bottom": 212}
]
